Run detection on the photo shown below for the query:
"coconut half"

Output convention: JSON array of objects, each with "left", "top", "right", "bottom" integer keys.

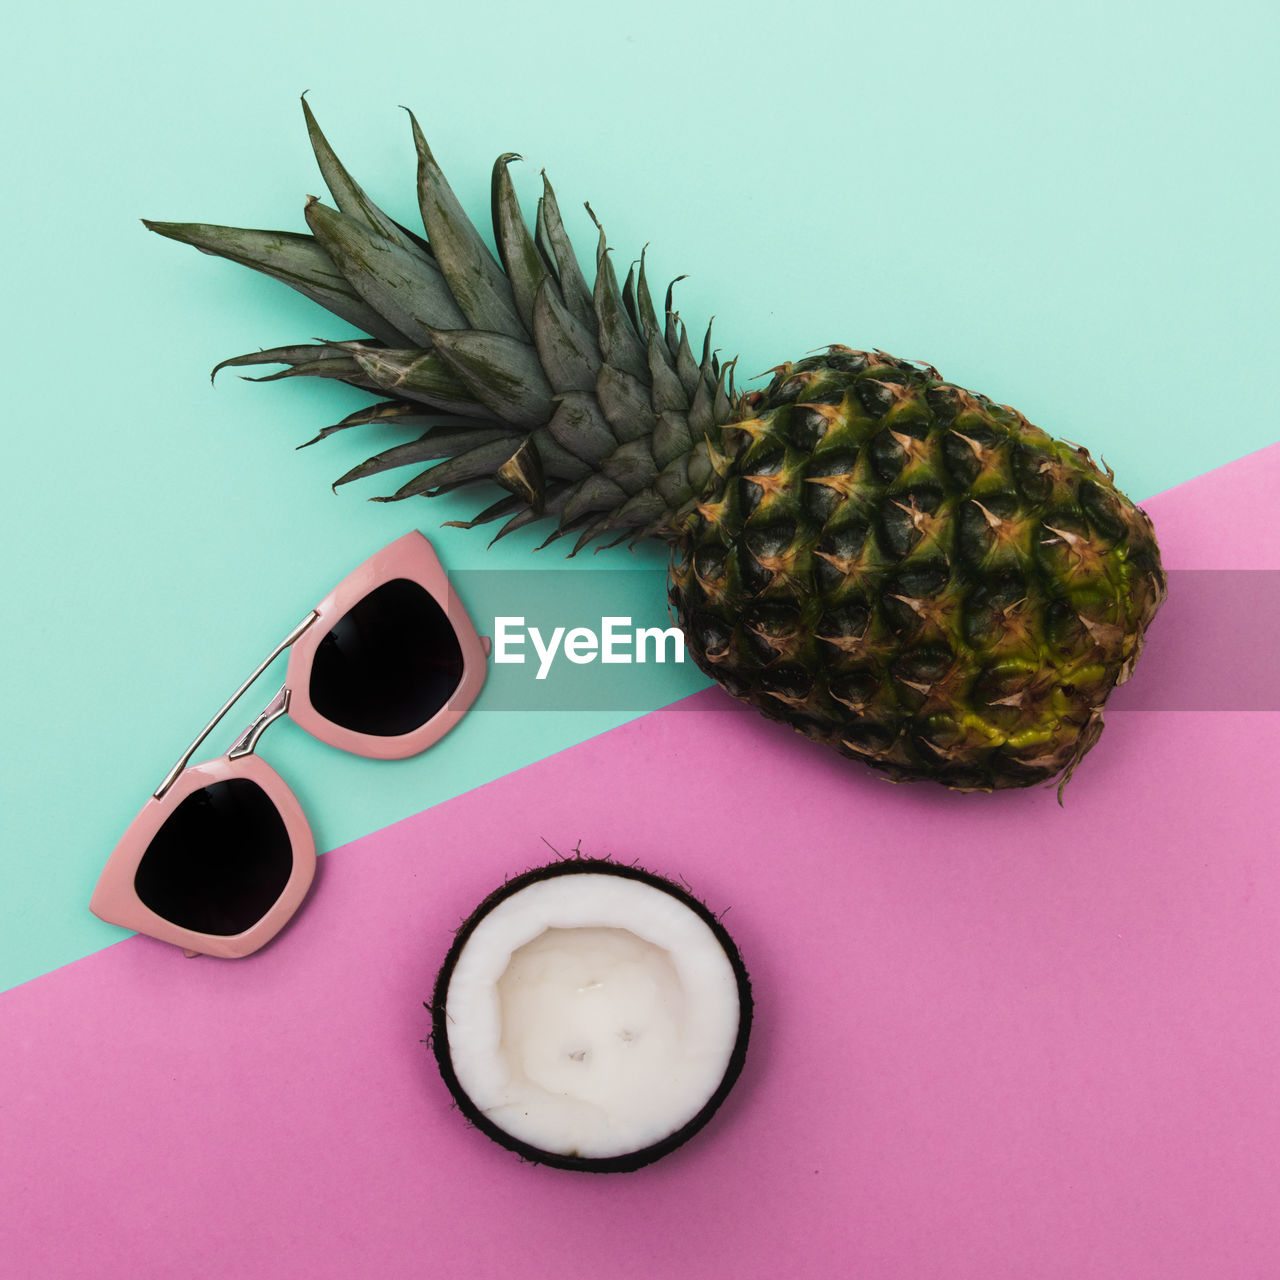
[{"left": 430, "top": 859, "right": 752, "bottom": 1172}]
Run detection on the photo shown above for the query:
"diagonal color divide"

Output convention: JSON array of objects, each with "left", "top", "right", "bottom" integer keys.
[{"left": 2, "top": 444, "right": 1278, "bottom": 1279}]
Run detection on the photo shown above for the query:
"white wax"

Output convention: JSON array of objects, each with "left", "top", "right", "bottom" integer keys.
[{"left": 443, "top": 873, "right": 741, "bottom": 1160}]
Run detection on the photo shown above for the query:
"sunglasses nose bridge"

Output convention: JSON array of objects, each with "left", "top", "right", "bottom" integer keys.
[
  {"left": 153, "top": 611, "right": 319, "bottom": 800},
  {"left": 228, "top": 686, "right": 292, "bottom": 761}
]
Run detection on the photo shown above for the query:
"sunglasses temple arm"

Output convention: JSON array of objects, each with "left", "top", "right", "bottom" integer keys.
[{"left": 153, "top": 611, "right": 319, "bottom": 800}]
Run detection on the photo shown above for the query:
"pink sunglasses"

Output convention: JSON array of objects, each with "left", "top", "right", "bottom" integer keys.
[{"left": 91, "top": 532, "right": 488, "bottom": 959}]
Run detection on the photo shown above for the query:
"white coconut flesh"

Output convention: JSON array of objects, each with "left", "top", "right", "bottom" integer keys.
[{"left": 443, "top": 872, "right": 743, "bottom": 1161}]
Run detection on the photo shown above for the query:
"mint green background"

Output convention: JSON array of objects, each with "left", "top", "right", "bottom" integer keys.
[{"left": 2, "top": 0, "right": 1277, "bottom": 993}]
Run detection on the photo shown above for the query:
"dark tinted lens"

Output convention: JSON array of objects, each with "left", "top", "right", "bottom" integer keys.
[
  {"left": 308, "top": 578, "right": 464, "bottom": 736},
  {"left": 134, "top": 779, "right": 293, "bottom": 936}
]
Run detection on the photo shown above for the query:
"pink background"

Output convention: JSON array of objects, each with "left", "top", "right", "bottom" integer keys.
[{"left": 3, "top": 447, "right": 1278, "bottom": 1278}]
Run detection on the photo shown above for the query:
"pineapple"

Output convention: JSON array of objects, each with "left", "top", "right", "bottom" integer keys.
[{"left": 145, "top": 100, "right": 1166, "bottom": 793}]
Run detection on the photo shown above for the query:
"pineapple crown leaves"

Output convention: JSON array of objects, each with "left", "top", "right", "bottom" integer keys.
[{"left": 144, "top": 98, "right": 737, "bottom": 552}]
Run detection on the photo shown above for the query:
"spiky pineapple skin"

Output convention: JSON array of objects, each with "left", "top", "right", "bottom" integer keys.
[{"left": 668, "top": 348, "right": 1166, "bottom": 792}]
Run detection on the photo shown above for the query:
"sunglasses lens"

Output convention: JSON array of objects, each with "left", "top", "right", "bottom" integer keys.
[
  {"left": 308, "top": 578, "right": 464, "bottom": 736},
  {"left": 134, "top": 780, "right": 293, "bottom": 936}
]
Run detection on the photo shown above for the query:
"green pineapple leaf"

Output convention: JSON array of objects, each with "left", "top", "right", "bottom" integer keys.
[
  {"left": 142, "top": 220, "right": 408, "bottom": 346},
  {"left": 211, "top": 342, "right": 363, "bottom": 383},
  {"left": 303, "top": 197, "right": 466, "bottom": 343},
  {"left": 333, "top": 424, "right": 521, "bottom": 487},
  {"left": 300, "top": 93, "right": 428, "bottom": 256},
  {"left": 426, "top": 328, "right": 555, "bottom": 427},
  {"left": 406, "top": 111, "right": 524, "bottom": 340},
  {"left": 375, "top": 435, "right": 540, "bottom": 501},
  {"left": 491, "top": 154, "right": 554, "bottom": 335},
  {"left": 586, "top": 210, "right": 648, "bottom": 383},
  {"left": 346, "top": 345, "right": 490, "bottom": 416},
  {"left": 299, "top": 400, "right": 437, "bottom": 448},
  {"left": 536, "top": 173, "right": 595, "bottom": 329},
  {"left": 546, "top": 393, "right": 620, "bottom": 466},
  {"left": 531, "top": 277, "right": 603, "bottom": 394}
]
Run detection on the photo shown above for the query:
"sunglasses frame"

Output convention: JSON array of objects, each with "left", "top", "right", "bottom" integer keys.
[
  {"left": 90, "top": 531, "right": 487, "bottom": 959},
  {"left": 284, "top": 530, "right": 488, "bottom": 759}
]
